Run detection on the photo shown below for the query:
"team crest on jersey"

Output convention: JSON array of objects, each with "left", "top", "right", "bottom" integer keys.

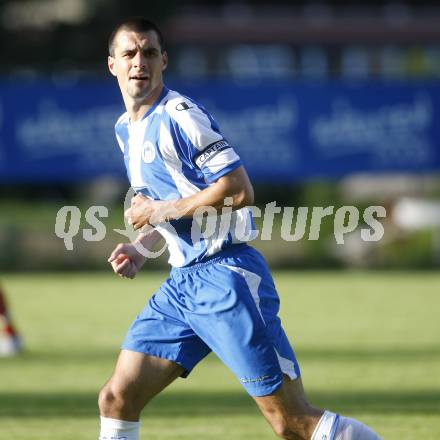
[{"left": 142, "top": 140, "right": 156, "bottom": 163}]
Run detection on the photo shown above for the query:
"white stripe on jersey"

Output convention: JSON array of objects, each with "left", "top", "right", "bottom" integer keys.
[{"left": 158, "top": 120, "right": 200, "bottom": 198}]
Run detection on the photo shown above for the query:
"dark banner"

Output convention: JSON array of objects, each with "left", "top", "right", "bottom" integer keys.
[{"left": 1, "top": 79, "right": 439, "bottom": 183}]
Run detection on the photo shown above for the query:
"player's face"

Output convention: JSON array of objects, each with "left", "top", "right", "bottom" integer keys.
[{"left": 108, "top": 30, "right": 168, "bottom": 103}]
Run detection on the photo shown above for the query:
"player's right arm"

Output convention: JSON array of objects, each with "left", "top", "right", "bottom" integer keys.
[{"left": 108, "top": 229, "right": 163, "bottom": 279}]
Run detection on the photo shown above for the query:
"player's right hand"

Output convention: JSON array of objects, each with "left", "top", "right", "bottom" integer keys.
[{"left": 108, "top": 243, "right": 146, "bottom": 279}]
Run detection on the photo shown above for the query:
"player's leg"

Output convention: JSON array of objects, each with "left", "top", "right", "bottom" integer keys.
[
  {"left": 99, "top": 349, "right": 184, "bottom": 420},
  {"left": 98, "top": 278, "right": 211, "bottom": 440},
  {"left": 253, "top": 376, "right": 321, "bottom": 439},
  {"left": 0, "top": 287, "right": 22, "bottom": 357},
  {"left": 98, "top": 350, "right": 184, "bottom": 440},
  {"left": 234, "top": 249, "right": 383, "bottom": 439},
  {"left": 178, "top": 246, "right": 381, "bottom": 439},
  {"left": 183, "top": 263, "right": 320, "bottom": 439},
  {"left": 254, "top": 375, "right": 382, "bottom": 439}
]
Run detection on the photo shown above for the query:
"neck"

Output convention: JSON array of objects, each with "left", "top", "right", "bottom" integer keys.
[{"left": 125, "top": 84, "right": 164, "bottom": 122}]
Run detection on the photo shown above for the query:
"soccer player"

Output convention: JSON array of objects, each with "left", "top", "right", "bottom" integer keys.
[
  {"left": 99, "top": 18, "right": 382, "bottom": 440},
  {"left": 0, "top": 286, "right": 22, "bottom": 357}
]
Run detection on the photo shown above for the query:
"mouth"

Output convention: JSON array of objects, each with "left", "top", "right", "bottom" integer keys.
[{"left": 129, "top": 74, "right": 149, "bottom": 82}]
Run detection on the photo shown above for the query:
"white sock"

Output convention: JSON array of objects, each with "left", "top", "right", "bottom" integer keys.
[
  {"left": 99, "top": 416, "right": 140, "bottom": 440},
  {"left": 311, "top": 410, "right": 382, "bottom": 440},
  {"left": 334, "top": 415, "right": 382, "bottom": 440},
  {"left": 311, "top": 410, "right": 340, "bottom": 440}
]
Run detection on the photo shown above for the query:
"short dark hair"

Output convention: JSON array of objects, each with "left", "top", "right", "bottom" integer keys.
[{"left": 108, "top": 18, "right": 165, "bottom": 56}]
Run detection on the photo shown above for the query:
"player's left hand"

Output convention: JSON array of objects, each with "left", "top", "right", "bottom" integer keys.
[{"left": 125, "top": 194, "right": 175, "bottom": 230}]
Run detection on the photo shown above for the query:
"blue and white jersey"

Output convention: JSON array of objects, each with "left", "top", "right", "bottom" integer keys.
[{"left": 115, "top": 86, "right": 256, "bottom": 267}]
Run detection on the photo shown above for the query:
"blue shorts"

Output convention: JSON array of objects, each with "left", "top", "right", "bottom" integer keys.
[{"left": 122, "top": 244, "right": 301, "bottom": 397}]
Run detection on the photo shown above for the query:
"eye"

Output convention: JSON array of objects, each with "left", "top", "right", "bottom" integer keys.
[{"left": 144, "top": 49, "right": 159, "bottom": 58}]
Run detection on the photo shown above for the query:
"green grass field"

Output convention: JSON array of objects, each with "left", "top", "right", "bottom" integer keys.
[{"left": 1, "top": 271, "right": 439, "bottom": 439}]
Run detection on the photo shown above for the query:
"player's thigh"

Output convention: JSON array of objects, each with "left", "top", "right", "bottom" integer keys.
[{"left": 104, "top": 349, "right": 184, "bottom": 404}]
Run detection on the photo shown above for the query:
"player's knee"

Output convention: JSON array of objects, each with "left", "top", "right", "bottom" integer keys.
[
  {"left": 98, "top": 382, "right": 137, "bottom": 415},
  {"left": 270, "top": 417, "right": 303, "bottom": 440},
  {"left": 272, "top": 423, "right": 301, "bottom": 440},
  {"left": 266, "top": 403, "right": 319, "bottom": 440},
  {"left": 98, "top": 384, "right": 118, "bottom": 414}
]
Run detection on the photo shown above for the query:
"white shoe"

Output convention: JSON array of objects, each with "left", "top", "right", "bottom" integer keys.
[{"left": 0, "top": 335, "right": 22, "bottom": 357}]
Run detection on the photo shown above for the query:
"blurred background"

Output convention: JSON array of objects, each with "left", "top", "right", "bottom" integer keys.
[{"left": 1, "top": 0, "right": 440, "bottom": 271}]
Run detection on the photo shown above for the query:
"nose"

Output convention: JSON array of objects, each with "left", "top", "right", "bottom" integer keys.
[{"left": 133, "top": 50, "right": 147, "bottom": 69}]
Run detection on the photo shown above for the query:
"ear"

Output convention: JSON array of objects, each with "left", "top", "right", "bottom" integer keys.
[
  {"left": 161, "top": 51, "right": 168, "bottom": 71},
  {"left": 108, "top": 56, "right": 117, "bottom": 77}
]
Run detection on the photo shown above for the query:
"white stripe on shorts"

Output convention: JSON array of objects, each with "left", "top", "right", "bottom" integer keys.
[{"left": 220, "top": 264, "right": 297, "bottom": 380}]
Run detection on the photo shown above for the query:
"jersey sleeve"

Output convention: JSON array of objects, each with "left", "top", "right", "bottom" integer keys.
[
  {"left": 114, "top": 112, "right": 129, "bottom": 154},
  {"left": 167, "top": 98, "right": 242, "bottom": 183},
  {"left": 115, "top": 132, "right": 125, "bottom": 153}
]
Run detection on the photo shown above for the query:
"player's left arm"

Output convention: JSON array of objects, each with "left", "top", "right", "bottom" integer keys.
[{"left": 127, "top": 165, "right": 254, "bottom": 230}]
